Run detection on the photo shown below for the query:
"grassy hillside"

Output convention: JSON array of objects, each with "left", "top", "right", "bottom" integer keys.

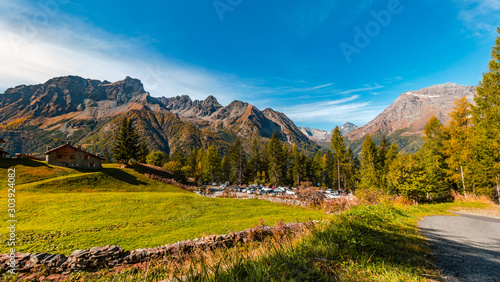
[
  {"left": 54, "top": 201, "right": 492, "bottom": 282},
  {"left": 0, "top": 159, "right": 324, "bottom": 255}
]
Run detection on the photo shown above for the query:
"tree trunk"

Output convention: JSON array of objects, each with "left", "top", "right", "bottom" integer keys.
[
  {"left": 338, "top": 159, "right": 341, "bottom": 191},
  {"left": 461, "top": 166, "right": 466, "bottom": 196}
]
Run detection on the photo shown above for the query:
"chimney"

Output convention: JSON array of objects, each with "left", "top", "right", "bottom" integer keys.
[
  {"left": 66, "top": 139, "right": 71, "bottom": 145},
  {"left": 77, "top": 145, "right": 82, "bottom": 150},
  {"left": 46, "top": 146, "right": 51, "bottom": 151}
]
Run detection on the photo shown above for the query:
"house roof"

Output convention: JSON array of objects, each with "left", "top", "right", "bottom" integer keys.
[
  {"left": 0, "top": 138, "right": 4, "bottom": 143},
  {"left": 45, "top": 144, "right": 105, "bottom": 160}
]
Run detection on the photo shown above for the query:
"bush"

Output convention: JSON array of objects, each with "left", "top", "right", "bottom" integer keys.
[{"left": 146, "top": 151, "right": 166, "bottom": 167}]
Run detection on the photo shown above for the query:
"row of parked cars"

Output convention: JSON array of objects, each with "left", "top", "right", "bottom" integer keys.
[
  {"left": 228, "top": 185, "right": 297, "bottom": 196},
  {"left": 210, "top": 183, "right": 347, "bottom": 199}
]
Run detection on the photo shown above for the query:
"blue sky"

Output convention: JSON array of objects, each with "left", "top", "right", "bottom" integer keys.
[{"left": 0, "top": 0, "right": 499, "bottom": 130}]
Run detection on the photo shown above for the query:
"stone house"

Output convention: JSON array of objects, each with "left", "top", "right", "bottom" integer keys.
[
  {"left": 0, "top": 138, "right": 9, "bottom": 158},
  {"left": 45, "top": 140, "right": 104, "bottom": 169}
]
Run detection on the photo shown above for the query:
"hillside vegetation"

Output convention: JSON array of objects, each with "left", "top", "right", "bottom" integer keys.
[
  {"left": 28, "top": 201, "right": 493, "bottom": 281},
  {"left": 0, "top": 159, "right": 324, "bottom": 255}
]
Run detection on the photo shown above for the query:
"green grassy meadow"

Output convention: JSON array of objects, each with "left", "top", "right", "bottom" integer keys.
[
  {"left": 19, "top": 201, "right": 488, "bottom": 282},
  {"left": 0, "top": 159, "right": 325, "bottom": 255}
]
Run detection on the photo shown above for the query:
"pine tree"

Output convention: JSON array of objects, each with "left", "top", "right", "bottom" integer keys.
[
  {"left": 331, "top": 127, "right": 347, "bottom": 190},
  {"left": 313, "top": 150, "right": 323, "bottom": 187},
  {"left": 171, "top": 148, "right": 187, "bottom": 167},
  {"left": 248, "top": 137, "right": 263, "bottom": 183},
  {"left": 322, "top": 151, "right": 334, "bottom": 188},
  {"left": 345, "top": 147, "right": 360, "bottom": 192},
  {"left": 472, "top": 28, "right": 500, "bottom": 202},
  {"left": 281, "top": 144, "right": 290, "bottom": 185},
  {"left": 137, "top": 141, "right": 149, "bottom": 163},
  {"left": 291, "top": 143, "right": 302, "bottom": 186},
  {"left": 267, "top": 132, "right": 283, "bottom": 186},
  {"left": 377, "top": 136, "right": 391, "bottom": 191},
  {"left": 188, "top": 148, "right": 197, "bottom": 175},
  {"left": 359, "top": 134, "right": 379, "bottom": 190},
  {"left": 203, "top": 145, "right": 221, "bottom": 183},
  {"left": 228, "top": 139, "right": 246, "bottom": 185},
  {"left": 126, "top": 118, "right": 140, "bottom": 161},
  {"left": 113, "top": 117, "right": 140, "bottom": 163}
]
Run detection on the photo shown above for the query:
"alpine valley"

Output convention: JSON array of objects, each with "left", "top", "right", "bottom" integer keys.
[
  {"left": 0, "top": 77, "right": 475, "bottom": 157},
  {"left": 0, "top": 76, "right": 320, "bottom": 157}
]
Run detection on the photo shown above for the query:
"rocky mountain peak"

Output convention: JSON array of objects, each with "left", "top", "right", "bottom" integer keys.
[
  {"left": 346, "top": 83, "right": 476, "bottom": 142},
  {"left": 104, "top": 76, "right": 146, "bottom": 105},
  {"left": 339, "top": 122, "right": 358, "bottom": 135}
]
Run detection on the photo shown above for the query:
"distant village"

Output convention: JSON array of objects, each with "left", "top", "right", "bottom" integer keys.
[{"left": 0, "top": 138, "right": 104, "bottom": 170}]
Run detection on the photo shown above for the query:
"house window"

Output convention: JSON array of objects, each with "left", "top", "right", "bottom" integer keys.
[
  {"left": 89, "top": 163, "right": 95, "bottom": 168},
  {"left": 57, "top": 154, "right": 63, "bottom": 159},
  {"left": 69, "top": 154, "right": 75, "bottom": 160},
  {"left": 84, "top": 155, "right": 89, "bottom": 160}
]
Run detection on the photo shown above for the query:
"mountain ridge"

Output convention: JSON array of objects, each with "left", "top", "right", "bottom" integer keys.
[{"left": 0, "top": 76, "right": 319, "bottom": 156}]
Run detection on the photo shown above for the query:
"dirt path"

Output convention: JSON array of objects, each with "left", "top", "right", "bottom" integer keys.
[{"left": 419, "top": 213, "right": 500, "bottom": 281}]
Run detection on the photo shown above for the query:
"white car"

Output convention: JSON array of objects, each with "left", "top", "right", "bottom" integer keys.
[{"left": 326, "top": 193, "right": 340, "bottom": 199}]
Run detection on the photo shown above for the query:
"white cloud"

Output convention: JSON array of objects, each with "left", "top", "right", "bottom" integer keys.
[
  {"left": 0, "top": 0, "right": 246, "bottom": 104},
  {"left": 339, "top": 84, "right": 383, "bottom": 95},
  {"left": 279, "top": 95, "right": 387, "bottom": 125},
  {"left": 454, "top": 0, "right": 500, "bottom": 36}
]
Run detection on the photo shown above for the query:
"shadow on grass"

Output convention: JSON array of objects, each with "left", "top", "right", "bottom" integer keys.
[
  {"left": 0, "top": 158, "right": 48, "bottom": 168},
  {"left": 100, "top": 167, "right": 148, "bottom": 186}
]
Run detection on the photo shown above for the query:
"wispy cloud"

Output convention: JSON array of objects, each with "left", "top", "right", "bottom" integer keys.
[
  {"left": 454, "top": 0, "right": 500, "bottom": 36},
  {"left": 339, "top": 84, "right": 383, "bottom": 95},
  {"left": 0, "top": 0, "right": 248, "bottom": 104},
  {"left": 279, "top": 95, "right": 387, "bottom": 126}
]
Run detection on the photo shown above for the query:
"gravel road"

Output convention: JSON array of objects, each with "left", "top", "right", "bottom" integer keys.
[{"left": 419, "top": 213, "right": 500, "bottom": 281}]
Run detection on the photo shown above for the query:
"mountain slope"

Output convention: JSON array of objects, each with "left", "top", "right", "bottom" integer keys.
[
  {"left": 346, "top": 83, "right": 476, "bottom": 152},
  {"left": 0, "top": 76, "right": 318, "bottom": 157},
  {"left": 158, "top": 95, "right": 320, "bottom": 153},
  {"left": 299, "top": 122, "right": 358, "bottom": 144}
]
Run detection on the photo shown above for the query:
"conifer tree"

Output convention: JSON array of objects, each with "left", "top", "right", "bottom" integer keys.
[
  {"left": 126, "top": 118, "right": 140, "bottom": 161},
  {"left": 171, "top": 147, "right": 187, "bottom": 166},
  {"left": 267, "top": 132, "right": 283, "bottom": 186},
  {"left": 322, "top": 151, "right": 334, "bottom": 188},
  {"left": 203, "top": 145, "right": 221, "bottom": 183},
  {"left": 281, "top": 143, "right": 290, "bottom": 185},
  {"left": 345, "top": 147, "right": 360, "bottom": 192},
  {"left": 313, "top": 150, "right": 323, "bottom": 187},
  {"left": 291, "top": 143, "right": 302, "bottom": 186},
  {"left": 472, "top": 28, "right": 500, "bottom": 202},
  {"left": 188, "top": 148, "right": 197, "bottom": 175},
  {"left": 228, "top": 139, "right": 246, "bottom": 185},
  {"left": 137, "top": 141, "right": 149, "bottom": 163},
  {"left": 359, "top": 134, "right": 379, "bottom": 189},
  {"left": 113, "top": 117, "right": 139, "bottom": 163},
  {"left": 331, "top": 127, "right": 347, "bottom": 190},
  {"left": 248, "top": 137, "right": 263, "bottom": 182}
]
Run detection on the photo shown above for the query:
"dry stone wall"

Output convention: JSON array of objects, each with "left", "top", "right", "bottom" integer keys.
[{"left": 0, "top": 221, "right": 316, "bottom": 275}]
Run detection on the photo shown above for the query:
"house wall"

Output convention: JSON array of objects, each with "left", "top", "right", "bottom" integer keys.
[
  {"left": 0, "top": 151, "right": 8, "bottom": 158},
  {"left": 46, "top": 147, "right": 102, "bottom": 169}
]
